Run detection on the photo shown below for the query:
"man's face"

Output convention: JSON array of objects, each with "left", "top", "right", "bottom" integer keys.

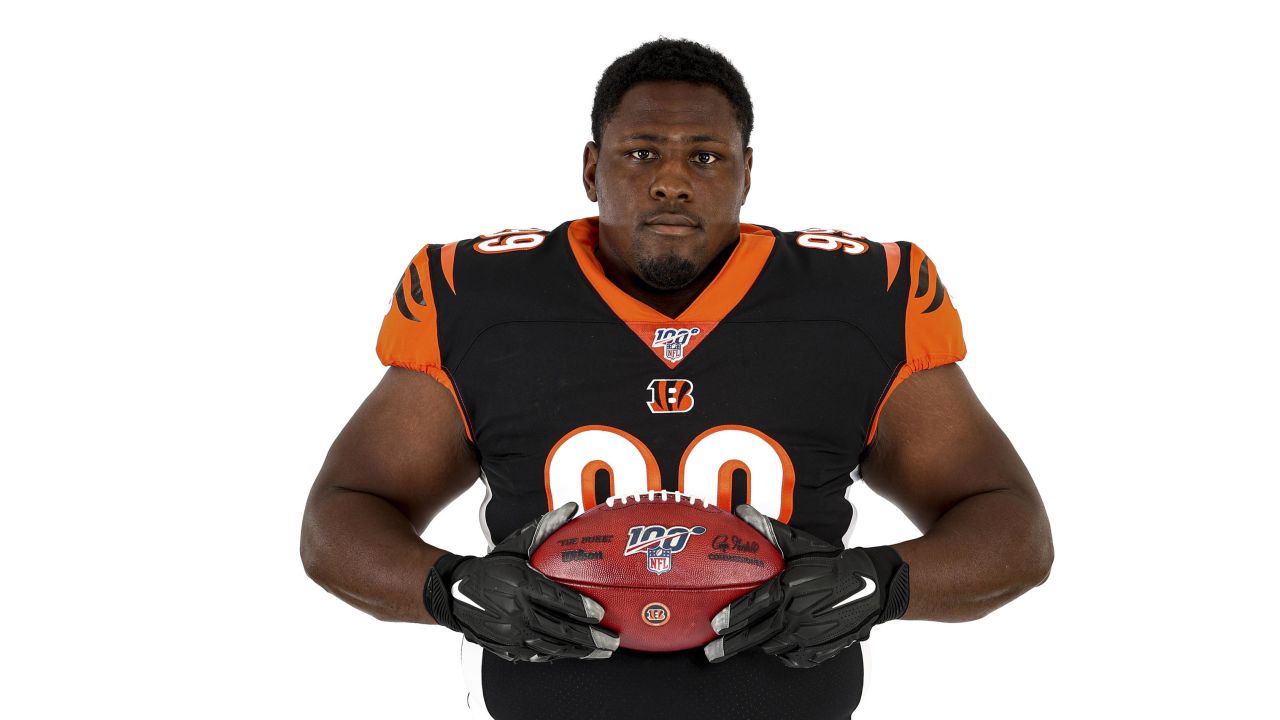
[{"left": 584, "top": 81, "right": 752, "bottom": 291}]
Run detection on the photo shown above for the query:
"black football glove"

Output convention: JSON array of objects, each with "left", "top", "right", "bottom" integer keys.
[
  {"left": 423, "top": 502, "right": 620, "bottom": 662},
  {"left": 703, "top": 504, "right": 909, "bottom": 669}
]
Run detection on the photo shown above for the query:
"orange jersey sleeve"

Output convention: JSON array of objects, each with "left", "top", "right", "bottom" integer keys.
[
  {"left": 903, "top": 243, "right": 966, "bottom": 372},
  {"left": 866, "top": 242, "right": 966, "bottom": 444},
  {"left": 375, "top": 243, "right": 474, "bottom": 442}
]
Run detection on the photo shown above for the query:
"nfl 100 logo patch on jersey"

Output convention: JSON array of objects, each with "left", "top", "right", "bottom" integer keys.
[
  {"left": 624, "top": 524, "right": 706, "bottom": 575},
  {"left": 651, "top": 327, "right": 701, "bottom": 363}
]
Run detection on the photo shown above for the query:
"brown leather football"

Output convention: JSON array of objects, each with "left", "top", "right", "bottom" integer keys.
[{"left": 529, "top": 491, "right": 784, "bottom": 652}]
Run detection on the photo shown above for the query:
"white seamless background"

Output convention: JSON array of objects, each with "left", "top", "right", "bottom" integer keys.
[{"left": 2, "top": 2, "right": 1276, "bottom": 718}]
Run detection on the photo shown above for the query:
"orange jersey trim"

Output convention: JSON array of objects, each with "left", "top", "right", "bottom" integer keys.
[
  {"left": 566, "top": 217, "right": 775, "bottom": 368},
  {"left": 904, "top": 243, "right": 966, "bottom": 371}
]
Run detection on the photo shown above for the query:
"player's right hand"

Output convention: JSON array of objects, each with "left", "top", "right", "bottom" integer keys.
[{"left": 422, "top": 502, "right": 620, "bottom": 662}]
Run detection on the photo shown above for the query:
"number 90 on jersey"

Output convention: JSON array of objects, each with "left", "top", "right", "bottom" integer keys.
[{"left": 544, "top": 424, "right": 796, "bottom": 523}]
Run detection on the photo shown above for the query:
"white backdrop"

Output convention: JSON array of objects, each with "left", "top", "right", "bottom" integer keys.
[{"left": 3, "top": 1, "right": 1277, "bottom": 717}]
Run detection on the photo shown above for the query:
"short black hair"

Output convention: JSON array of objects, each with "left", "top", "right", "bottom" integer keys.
[{"left": 591, "top": 38, "right": 754, "bottom": 149}]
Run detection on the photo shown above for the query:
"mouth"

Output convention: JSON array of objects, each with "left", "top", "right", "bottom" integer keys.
[{"left": 644, "top": 213, "right": 701, "bottom": 237}]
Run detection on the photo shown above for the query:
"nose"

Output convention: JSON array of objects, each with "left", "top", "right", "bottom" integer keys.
[{"left": 649, "top": 158, "right": 692, "bottom": 203}]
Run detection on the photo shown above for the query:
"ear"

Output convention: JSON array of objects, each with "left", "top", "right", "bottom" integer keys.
[
  {"left": 583, "top": 142, "right": 600, "bottom": 202},
  {"left": 741, "top": 146, "right": 753, "bottom": 204}
]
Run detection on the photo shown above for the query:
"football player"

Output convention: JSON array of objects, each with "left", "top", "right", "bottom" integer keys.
[{"left": 301, "top": 39, "right": 1053, "bottom": 720}]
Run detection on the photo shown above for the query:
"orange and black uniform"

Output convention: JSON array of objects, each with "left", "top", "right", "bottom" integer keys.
[{"left": 377, "top": 217, "right": 965, "bottom": 720}]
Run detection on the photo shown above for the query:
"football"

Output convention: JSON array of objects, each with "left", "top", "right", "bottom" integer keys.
[{"left": 529, "top": 491, "right": 784, "bottom": 652}]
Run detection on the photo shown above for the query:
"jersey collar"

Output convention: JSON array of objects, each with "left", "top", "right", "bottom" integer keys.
[{"left": 566, "top": 217, "right": 775, "bottom": 368}]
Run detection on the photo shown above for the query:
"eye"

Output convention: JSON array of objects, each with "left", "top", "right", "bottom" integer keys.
[
  {"left": 693, "top": 152, "right": 719, "bottom": 165},
  {"left": 629, "top": 149, "right": 655, "bottom": 161}
]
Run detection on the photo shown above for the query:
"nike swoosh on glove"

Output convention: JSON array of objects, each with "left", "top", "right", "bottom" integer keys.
[
  {"left": 423, "top": 502, "right": 620, "bottom": 662},
  {"left": 703, "top": 504, "right": 909, "bottom": 669}
]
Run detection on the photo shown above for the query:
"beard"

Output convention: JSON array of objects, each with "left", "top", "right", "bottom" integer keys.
[{"left": 636, "top": 252, "right": 700, "bottom": 290}]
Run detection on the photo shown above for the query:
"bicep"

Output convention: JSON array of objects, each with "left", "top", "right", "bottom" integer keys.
[
  {"left": 860, "top": 363, "right": 1040, "bottom": 532},
  {"left": 306, "top": 366, "right": 479, "bottom": 533}
]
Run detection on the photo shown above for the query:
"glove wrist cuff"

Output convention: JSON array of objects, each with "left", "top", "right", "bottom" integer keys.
[
  {"left": 423, "top": 552, "right": 473, "bottom": 631},
  {"left": 862, "top": 545, "right": 910, "bottom": 624},
  {"left": 432, "top": 551, "right": 470, "bottom": 583}
]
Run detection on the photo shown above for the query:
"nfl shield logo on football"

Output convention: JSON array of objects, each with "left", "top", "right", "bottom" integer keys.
[{"left": 646, "top": 547, "right": 673, "bottom": 575}]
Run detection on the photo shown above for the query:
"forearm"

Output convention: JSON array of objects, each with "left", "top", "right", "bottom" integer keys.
[
  {"left": 892, "top": 488, "right": 1053, "bottom": 622},
  {"left": 301, "top": 487, "right": 446, "bottom": 624}
]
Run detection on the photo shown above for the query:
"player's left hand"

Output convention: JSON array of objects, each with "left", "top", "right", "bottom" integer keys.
[{"left": 703, "top": 504, "right": 910, "bottom": 668}]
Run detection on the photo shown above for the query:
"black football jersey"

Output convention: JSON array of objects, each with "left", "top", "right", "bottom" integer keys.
[{"left": 376, "top": 217, "right": 965, "bottom": 720}]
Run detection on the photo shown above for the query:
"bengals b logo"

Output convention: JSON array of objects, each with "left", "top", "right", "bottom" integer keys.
[{"left": 647, "top": 379, "right": 695, "bottom": 414}]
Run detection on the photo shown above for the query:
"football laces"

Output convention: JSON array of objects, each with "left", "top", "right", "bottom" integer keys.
[{"left": 604, "top": 490, "right": 706, "bottom": 508}]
